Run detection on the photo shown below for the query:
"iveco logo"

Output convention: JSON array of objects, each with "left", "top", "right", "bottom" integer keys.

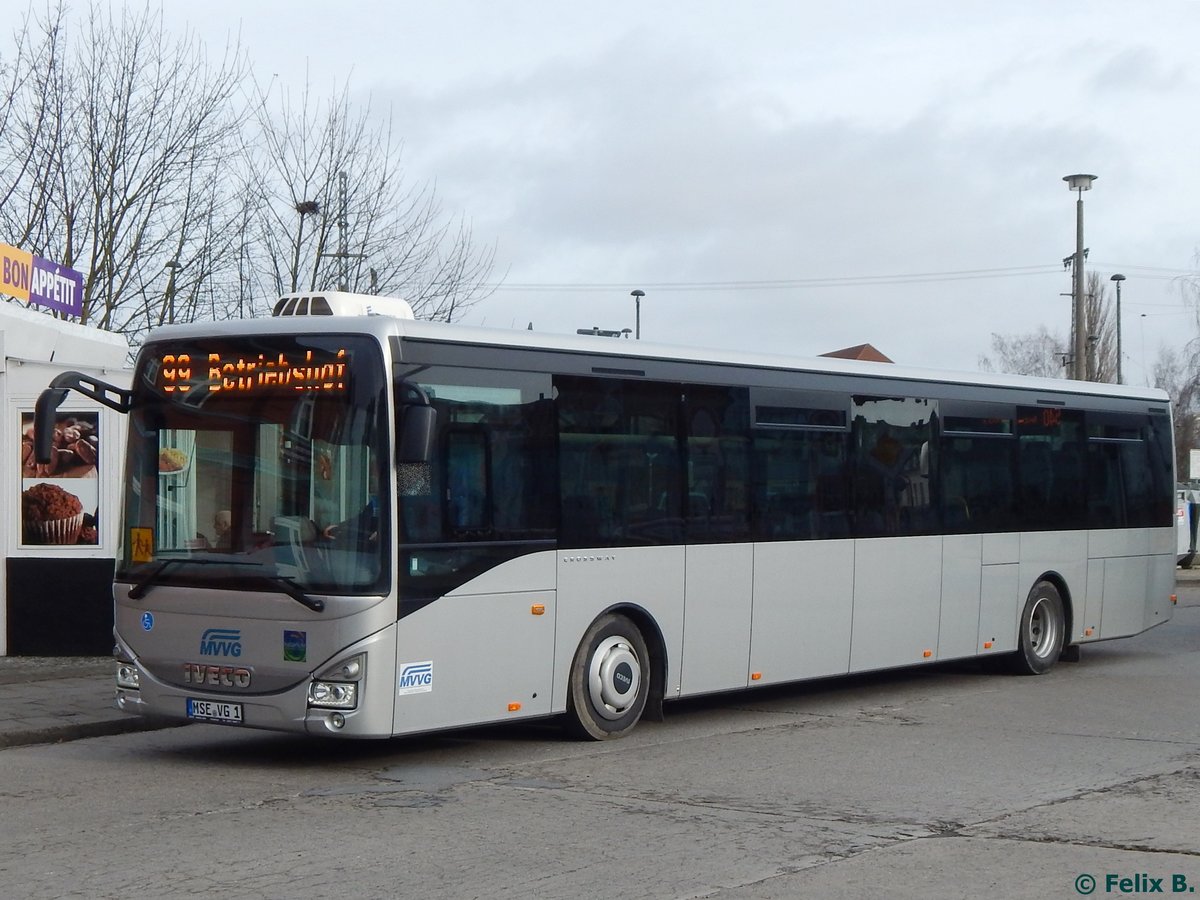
[
  {"left": 183, "top": 663, "right": 252, "bottom": 689},
  {"left": 199, "top": 628, "right": 242, "bottom": 657}
]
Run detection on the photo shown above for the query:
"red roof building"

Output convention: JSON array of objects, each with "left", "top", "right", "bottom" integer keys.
[{"left": 819, "top": 343, "right": 894, "bottom": 363}]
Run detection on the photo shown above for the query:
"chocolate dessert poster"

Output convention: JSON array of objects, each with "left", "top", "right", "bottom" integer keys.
[{"left": 19, "top": 411, "right": 100, "bottom": 546}]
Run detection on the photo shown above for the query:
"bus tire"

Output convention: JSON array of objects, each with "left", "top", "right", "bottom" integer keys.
[
  {"left": 566, "top": 613, "right": 649, "bottom": 740},
  {"left": 1010, "top": 581, "right": 1065, "bottom": 676}
]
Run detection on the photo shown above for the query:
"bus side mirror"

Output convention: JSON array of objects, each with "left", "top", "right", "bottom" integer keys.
[
  {"left": 34, "top": 387, "right": 70, "bottom": 463},
  {"left": 398, "top": 405, "right": 437, "bottom": 464},
  {"left": 34, "top": 371, "right": 131, "bottom": 462}
]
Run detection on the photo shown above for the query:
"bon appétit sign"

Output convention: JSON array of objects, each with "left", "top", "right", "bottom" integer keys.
[{"left": 0, "top": 243, "right": 83, "bottom": 316}]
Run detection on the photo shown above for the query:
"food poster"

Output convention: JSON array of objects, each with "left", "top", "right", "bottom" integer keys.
[{"left": 19, "top": 411, "right": 100, "bottom": 546}]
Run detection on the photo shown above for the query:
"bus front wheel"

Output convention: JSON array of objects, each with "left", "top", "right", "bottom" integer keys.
[
  {"left": 1011, "top": 581, "right": 1065, "bottom": 676},
  {"left": 566, "top": 613, "right": 649, "bottom": 740}
]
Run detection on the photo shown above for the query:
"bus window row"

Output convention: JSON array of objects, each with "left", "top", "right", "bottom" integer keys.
[{"left": 397, "top": 370, "right": 1174, "bottom": 554}]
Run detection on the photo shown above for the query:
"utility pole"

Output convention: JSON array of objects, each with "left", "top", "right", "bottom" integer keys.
[
  {"left": 320, "top": 172, "right": 363, "bottom": 290},
  {"left": 1064, "top": 174, "right": 1097, "bottom": 380},
  {"left": 337, "top": 171, "right": 349, "bottom": 291}
]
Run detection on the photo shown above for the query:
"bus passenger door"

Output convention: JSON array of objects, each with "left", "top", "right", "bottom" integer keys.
[
  {"left": 679, "top": 385, "right": 754, "bottom": 694},
  {"left": 848, "top": 397, "right": 942, "bottom": 671},
  {"left": 389, "top": 367, "right": 560, "bottom": 734}
]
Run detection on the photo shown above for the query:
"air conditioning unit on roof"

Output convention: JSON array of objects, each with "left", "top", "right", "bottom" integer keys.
[{"left": 270, "top": 291, "right": 414, "bottom": 320}]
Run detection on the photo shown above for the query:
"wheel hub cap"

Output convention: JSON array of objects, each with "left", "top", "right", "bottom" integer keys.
[
  {"left": 587, "top": 635, "right": 641, "bottom": 720},
  {"left": 1029, "top": 597, "right": 1060, "bottom": 659}
]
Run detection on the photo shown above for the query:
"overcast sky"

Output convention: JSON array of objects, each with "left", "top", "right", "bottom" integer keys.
[{"left": 155, "top": 1, "right": 1200, "bottom": 380}]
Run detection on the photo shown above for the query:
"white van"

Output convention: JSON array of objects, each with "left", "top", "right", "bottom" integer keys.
[{"left": 1178, "top": 488, "right": 1197, "bottom": 568}]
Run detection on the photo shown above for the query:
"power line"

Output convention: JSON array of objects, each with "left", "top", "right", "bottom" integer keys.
[
  {"left": 1096, "top": 262, "right": 1199, "bottom": 276},
  {"left": 486, "top": 261, "right": 1200, "bottom": 293},
  {"left": 486, "top": 264, "right": 1066, "bottom": 293}
]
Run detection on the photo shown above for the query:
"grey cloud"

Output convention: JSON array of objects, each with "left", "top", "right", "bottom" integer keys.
[
  {"left": 1088, "top": 45, "right": 1189, "bottom": 93},
  {"left": 364, "top": 13, "right": 1195, "bottom": 371}
]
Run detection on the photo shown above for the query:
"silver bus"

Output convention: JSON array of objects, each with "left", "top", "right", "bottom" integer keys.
[{"left": 36, "top": 292, "right": 1178, "bottom": 739}]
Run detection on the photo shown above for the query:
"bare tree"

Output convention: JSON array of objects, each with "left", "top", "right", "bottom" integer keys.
[
  {"left": 1080, "top": 272, "right": 1118, "bottom": 383},
  {"left": 1, "top": 3, "right": 496, "bottom": 340},
  {"left": 0, "top": 4, "right": 64, "bottom": 222},
  {"left": 978, "top": 325, "right": 1068, "bottom": 378},
  {"left": 979, "top": 273, "right": 1119, "bottom": 382},
  {"left": 0, "top": 2, "right": 247, "bottom": 342},
  {"left": 1161, "top": 254, "right": 1200, "bottom": 473},
  {"left": 1152, "top": 344, "right": 1200, "bottom": 477},
  {"left": 241, "top": 72, "right": 496, "bottom": 320}
]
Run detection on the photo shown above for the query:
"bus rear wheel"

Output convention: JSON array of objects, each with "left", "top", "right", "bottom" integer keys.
[
  {"left": 1011, "top": 581, "right": 1065, "bottom": 675},
  {"left": 566, "top": 613, "right": 649, "bottom": 740}
]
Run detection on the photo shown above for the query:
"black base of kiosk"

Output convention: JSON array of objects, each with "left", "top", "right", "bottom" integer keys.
[{"left": 6, "top": 558, "right": 115, "bottom": 655}]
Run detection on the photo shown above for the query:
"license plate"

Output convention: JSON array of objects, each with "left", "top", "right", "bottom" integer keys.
[{"left": 186, "top": 698, "right": 243, "bottom": 724}]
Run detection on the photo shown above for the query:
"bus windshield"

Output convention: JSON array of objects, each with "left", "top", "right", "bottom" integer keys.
[{"left": 117, "top": 334, "right": 390, "bottom": 597}]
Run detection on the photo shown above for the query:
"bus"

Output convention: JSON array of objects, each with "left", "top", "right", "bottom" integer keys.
[{"left": 35, "top": 291, "right": 1178, "bottom": 740}]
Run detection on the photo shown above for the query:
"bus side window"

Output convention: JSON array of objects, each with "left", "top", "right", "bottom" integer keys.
[
  {"left": 750, "top": 397, "right": 850, "bottom": 541},
  {"left": 1017, "top": 407, "right": 1085, "bottom": 531},
  {"left": 1087, "top": 413, "right": 1165, "bottom": 529},
  {"left": 685, "top": 386, "right": 751, "bottom": 543},
  {"left": 851, "top": 397, "right": 937, "bottom": 537},
  {"left": 445, "top": 429, "right": 489, "bottom": 532},
  {"left": 556, "top": 376, "right": 682, "bottom": 549},
  {"left": 938, "top": 409, "right": 1017, "bottom": 534}
]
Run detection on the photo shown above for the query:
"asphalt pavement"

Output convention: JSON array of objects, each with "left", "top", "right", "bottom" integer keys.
[{"left": 3, "top": 567, "right": 1197, "bottom": 750}]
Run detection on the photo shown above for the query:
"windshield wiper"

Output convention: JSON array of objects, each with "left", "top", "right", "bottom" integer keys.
[
  {"left": 125, "top": 558, "right": 323, "bottom": 611},
  {"left": 126, "top": 556, "right": 254, "bottom": 600},
  {"left": 127, "top": 559, "right": 186, "bottom": 600},
  {"left": 245, "top": 573, "right": 325, "bottom": 612}
]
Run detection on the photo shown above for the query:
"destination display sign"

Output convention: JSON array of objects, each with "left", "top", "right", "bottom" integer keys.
[{"left": 153, "top": 346, "right": 350, "bottom": 396}]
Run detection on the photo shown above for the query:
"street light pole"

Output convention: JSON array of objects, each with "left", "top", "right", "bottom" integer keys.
[
  {"left": 1140, "top": 313, "right": 1148, "bottom": 382},
  {"left": 1064, "top": 174, "right": 1097, "bottom": 381},
  {"left": 163, "top": 259, "right": 182, "bottom": 324},
  {"left": 294, "top": 199, "right": 320, "bottom": 294},
  {"left": 1111, "top": 273, "right": 1126, "bottom": 385},
  {"left": 630, "top": 289, "right": 645, "bottom": 339}
]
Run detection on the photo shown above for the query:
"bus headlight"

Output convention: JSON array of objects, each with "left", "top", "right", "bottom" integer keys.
[
  {"left": 116, "top": 662, "right": 141, "bottom": 691},
  {"left": 308, "top": 681, "right": 358, "bottom": 709},
  {"left": 307, "top": 653, "right": 365, "bottom": 710}
]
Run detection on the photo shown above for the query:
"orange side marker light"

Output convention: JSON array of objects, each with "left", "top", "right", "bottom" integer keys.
[
  {"left": 750, "top": 672, "right": 762, "bottom": 681},
  {"left": 1171, "top": 594, "right": 1178, "bottom": 606},
  {"left": 1085, "top": 627, "right": 1094, "bottom": 637},
  {"left": 983, "top": 641, "right": 993, "bottom": 650},
  {"left": 507, "top": 702, "right": 522, "bottom": 712},
  {"left": 922, "top": 649, "right": 933, "bottom": 658},
  {"left": 531, "top": 603, "right": 546, "bottom": 616}
]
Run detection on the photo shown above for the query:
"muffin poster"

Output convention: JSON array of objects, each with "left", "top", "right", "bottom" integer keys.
[{"left": 19, "top": 411, "right": 100, "bottom": 546}]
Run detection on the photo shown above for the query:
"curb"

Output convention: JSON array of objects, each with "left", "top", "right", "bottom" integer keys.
[{"left": 0, "top": 715, "right": 182, "bottom": 750}]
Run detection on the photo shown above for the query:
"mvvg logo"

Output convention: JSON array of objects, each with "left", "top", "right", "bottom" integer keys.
[
  {"left": 199, "top": 628, "right": 242, "bottom": 657},
  {"left": 397, "top": 661, "right": 433, "bottom": 695}
]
